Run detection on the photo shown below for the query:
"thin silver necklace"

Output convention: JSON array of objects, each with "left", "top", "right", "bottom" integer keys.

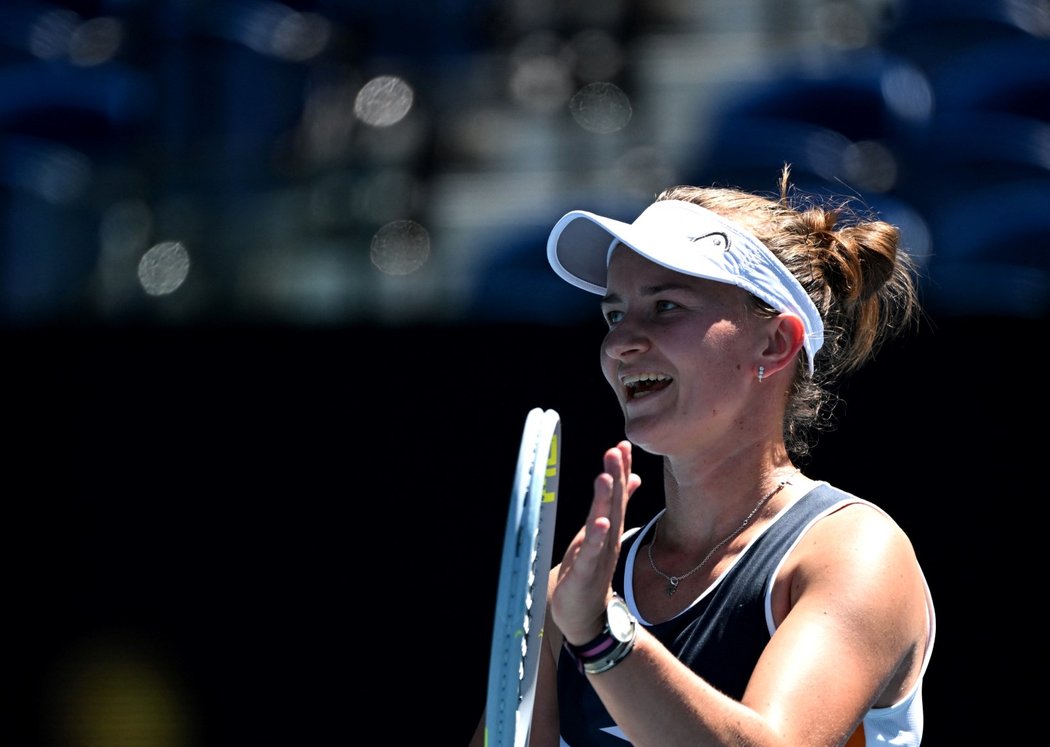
[{"left": 647, "top": 474, "right": 795, "bottom": 596}]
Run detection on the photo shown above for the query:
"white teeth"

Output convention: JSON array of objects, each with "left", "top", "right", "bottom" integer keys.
[{"left": 622, "top": 372, "right": 671, "bottom": 387}]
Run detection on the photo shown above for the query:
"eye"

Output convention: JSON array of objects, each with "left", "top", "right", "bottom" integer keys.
[
  {"left": 604, "top": 308, "right": 624, "bottom": 325},
  {"left": 655, "top": 300, "right": 679, "bottom": 312}
]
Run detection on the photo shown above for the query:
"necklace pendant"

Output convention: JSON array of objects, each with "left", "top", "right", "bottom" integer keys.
[{"left": 667, "top": 576, "right": 680, "bottom": 596}]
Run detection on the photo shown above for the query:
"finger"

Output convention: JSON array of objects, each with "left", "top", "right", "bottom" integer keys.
[
  {"left": 560, "top": 472, "right": 611, "bottom": 559},
  {"left": 618, "top": 440, "right": 633, "bottom": 475},
  {"left": 584, "top": 469, "right": 615, "bottom": 527},
  {"left": 604, "top": 445, "right": 632, "bottom": 536},
  {"left": 617, "top": 440, "right": 642, "bottom": 490},
  {"left": 559, "top": 445, "right": 632, "bottom": 586},
  {"left": 617, "top": 440, "right": 643, "bottom": 502},
  {"left": 573, "top": 474, "right": 618, "bottom": 566},
  {"left": 585, "top": 472, "right": 615, "bottom": 549}
]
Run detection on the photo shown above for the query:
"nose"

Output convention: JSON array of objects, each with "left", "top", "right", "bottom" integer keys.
[{"left": 602, "top": 317, "right": 651, "bottom": 361}]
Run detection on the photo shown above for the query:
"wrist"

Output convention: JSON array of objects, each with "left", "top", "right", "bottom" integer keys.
[
  {"left": 563, "top": 595, "right": 637, "bottom": 675},
  {"left": 564, "top": 622, "right": 606, "bottom": 649}
]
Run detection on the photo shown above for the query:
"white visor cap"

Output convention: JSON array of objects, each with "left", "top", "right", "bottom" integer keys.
[{"left": 547, "top": 199, "right": 824, "bottom": 373}]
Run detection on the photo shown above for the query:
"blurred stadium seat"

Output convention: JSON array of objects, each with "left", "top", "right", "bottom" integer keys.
[
  {"left": 463, "top": 195, "right": 645, "bottom": 325},
  {"left": 678, "top": 47, "right": 932, "bottom": 277},
  {"left": 0, "top": 58, "right": 155, "bottom": 322},
  {"left": 926, "top": 34, "right": 1050, "bottom": 122},
  {"left": 895, "top": 110, "right": 1050, "bottom": 214},
  {"left": 921, "top": 178, "right": 1050, "bottom": 318},
  {"left": 681, "top": 48, "right": 931, "bottom": 196},
  {"left": 880, "top": 0, "right": 1050, "bottom": 74}
]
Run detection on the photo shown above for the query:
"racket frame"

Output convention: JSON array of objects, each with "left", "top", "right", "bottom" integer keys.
[{"left": 484, "top": 408, "right": 561, "bottom": 747}]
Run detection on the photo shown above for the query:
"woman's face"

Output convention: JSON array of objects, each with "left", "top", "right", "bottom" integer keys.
[{"left": 599, "top": 245, "right": 763, "bottom": 456}]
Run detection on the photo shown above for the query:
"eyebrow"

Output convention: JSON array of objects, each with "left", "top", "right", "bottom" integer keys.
[{"left": 601, "top": 282, "right": 695, "bottom": 305}]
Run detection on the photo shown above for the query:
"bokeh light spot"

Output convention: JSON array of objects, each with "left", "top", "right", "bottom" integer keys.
[
  {"left": 46, "top": 638, "right": 194, "bottom": 747},
  {"left": 843, "top": 140, "right": 898, "bottom": 193},
  {"left": 69, "top": 16, "right": 123, "bottom": 66},
  {"left": 569, "top": 82, "right": 632, "bottom": 133},
  {"left": 370, "top": 220, "right": 430, "bottom": 276},
  {"left": 28, "top": 9, "right": 78, "bottom": 60},
  {"left": 509, "top": 54, "right": 573, "bottom": 112},
  {"left": 882, "top": 63, "right": 934, "bottom": 123},
  {"left": 354, "top": 76, "right": 414, "bottom": 128},
  {"left": 270, "top": 11, "right": 330, "bottom": 61},
  {"left": 138, "top": 242, "right": 190, "bottom": 296},
  {"left": 18, "top": 141, "right": 93, "bottom": 204}
]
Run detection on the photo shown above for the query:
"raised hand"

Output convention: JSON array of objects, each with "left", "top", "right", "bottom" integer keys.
[{"left": 550, "top": 440, "right": 641, "bottom": 645}]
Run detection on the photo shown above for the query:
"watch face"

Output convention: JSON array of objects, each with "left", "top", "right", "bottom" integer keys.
[{"left": 607, "top": 597, "right": 635, "bottom": 643}]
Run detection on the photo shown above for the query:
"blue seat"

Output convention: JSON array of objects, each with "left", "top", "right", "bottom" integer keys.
[
  {"left": 686, "top": 117, "right": 870, "bottom": 196},
  {"left": 0, "top": 59, "right": 155, "bottom": 139},
  {"left": 683, "top": 49, "right": 932, "bottom": 199},
  {"left": 927, "top": 35, "right": 1050, "bottom": 123},
  {"left": 313, "top": 0, "right": 498, "bottom": 59},
  {"left": 463, "top": 197, "right": 645, "bottom": 325},
  {"left": 921, "top": 178, "right": 1050, "bottom": 318},
  {"left": 894, "top": 110, "right": 1050, "bottom": 218},
  {"left": 704, "top": 49, "right": 931, "bottom": 145},
  {"left": 0, "top": 55, "right": 158, "bottom": 323},
  {"left": 880, "top": 0, "right": 1047, "bottom": 74}
]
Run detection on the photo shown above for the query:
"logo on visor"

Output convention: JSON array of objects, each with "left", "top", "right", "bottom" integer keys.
[{"left": 688, "top": 231, "right": 730, "bottom": 252}]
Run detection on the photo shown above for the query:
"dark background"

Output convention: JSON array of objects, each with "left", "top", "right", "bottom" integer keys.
[
  {"left": 6, "top": 312, "right": 1038, "bottom": 745},
  {"left": 2, "top": 0, "right": 1046, "bottom": 745}
]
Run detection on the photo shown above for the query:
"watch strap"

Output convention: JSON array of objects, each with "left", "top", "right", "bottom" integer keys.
[
  {"left": 564, "top": 602, "right": 637, "bottom": 675},
  {"left": 572, "top": 628, "right": 619, "bottom": 660}
]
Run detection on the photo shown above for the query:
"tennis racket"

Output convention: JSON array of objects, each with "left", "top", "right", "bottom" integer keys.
[{"left": 484, "top": 408, "right": 562, "bottom": 747}]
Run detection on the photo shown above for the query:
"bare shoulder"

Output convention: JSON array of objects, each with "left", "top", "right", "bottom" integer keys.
[
  {"left": 811, "top": 499, "right": 917, "bottom": 563},
  {"left": 785, "top": 499, "right": 923, "bottom": 594},
  {"left": 773, "top": 498, "right": 931, "bottom": 704},
  {"left": 771, "top": 495, "right": 931, "bottom": 649},
  {"left": 754, "top": 497, "right": 932, "bottom": 722}
]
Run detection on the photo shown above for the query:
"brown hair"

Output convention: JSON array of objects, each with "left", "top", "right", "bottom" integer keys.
[{"left": 656, "top": 166, "right": 921, "bottom": 459}]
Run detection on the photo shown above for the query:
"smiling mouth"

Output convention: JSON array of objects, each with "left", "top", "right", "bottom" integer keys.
[{"left": 622, "top": 373, "right": 672, "bottom": 400}]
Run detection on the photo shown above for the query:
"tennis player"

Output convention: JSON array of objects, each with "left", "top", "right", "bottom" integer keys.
[{"left": 471, "top": 166, "right": 935, "bottom": 747}]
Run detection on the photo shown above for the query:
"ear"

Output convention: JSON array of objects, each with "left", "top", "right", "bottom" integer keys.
[{"left": 756, "top": 313, "right": 806, "bottom": 380}]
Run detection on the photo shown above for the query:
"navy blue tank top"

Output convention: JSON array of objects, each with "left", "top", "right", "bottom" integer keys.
[{"left": 557, "top": 483, "right": 850, "bottom": 746}]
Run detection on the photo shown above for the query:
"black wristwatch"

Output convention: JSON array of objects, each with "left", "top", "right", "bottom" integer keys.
[{"left": 565, "top": 595, "right": 638, "bottom": 674}]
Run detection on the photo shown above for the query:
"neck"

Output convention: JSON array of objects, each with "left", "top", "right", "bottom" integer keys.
[
  {"left": 657, "top": 455, "right": 798, "bottom": 547},
  {"left": 646, "top": 473, "right": 797, "bottom": 597}
]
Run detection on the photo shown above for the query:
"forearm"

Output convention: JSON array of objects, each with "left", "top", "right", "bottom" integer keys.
[{"left": 585, "top": 629, "right": 780, "bottom": 747}]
